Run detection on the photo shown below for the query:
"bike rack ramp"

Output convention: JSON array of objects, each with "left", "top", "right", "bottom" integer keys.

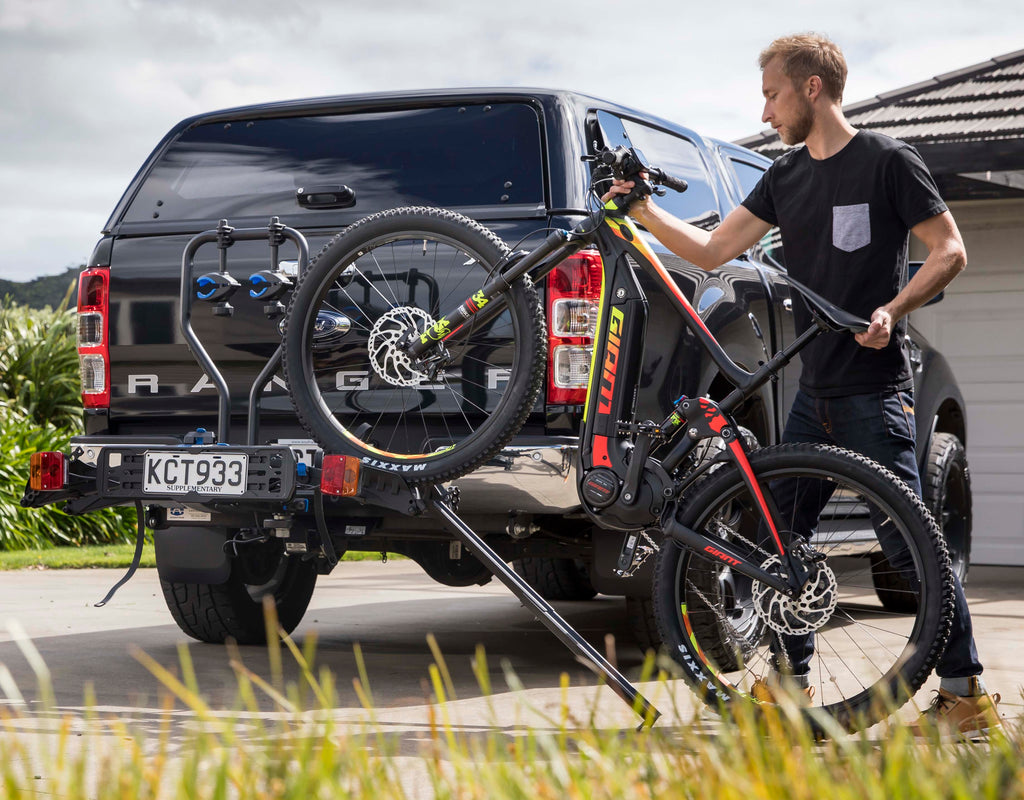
[
  {"left": 329, "top": 463, "right": 661, "bottom": 726},
  {"left": 425, "top": 485, "right": 661, "bottom": 726}
]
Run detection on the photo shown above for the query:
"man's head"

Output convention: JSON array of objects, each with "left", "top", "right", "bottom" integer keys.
[{"left": 759, "top": 33, "right": 848, "bottom": 145}]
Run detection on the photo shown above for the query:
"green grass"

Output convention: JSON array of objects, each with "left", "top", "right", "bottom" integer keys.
[
  {"left": 0, "top": 543, "right": 157, "bottom": 570},
  {"left": 0, "top": 619, "right": 1020, "bottom": 800},
  {"left": 0, "top": 544, "right": 402, "bottom": 570}
]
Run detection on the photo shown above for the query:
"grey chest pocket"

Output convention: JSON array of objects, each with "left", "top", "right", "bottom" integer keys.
[{"left": 832, "top": 203, "right": 871, "bottom": 252}]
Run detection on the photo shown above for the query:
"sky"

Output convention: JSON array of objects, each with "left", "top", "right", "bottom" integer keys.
[{"left": 1, "top": 0, "right": 1021, "bottom": 281}]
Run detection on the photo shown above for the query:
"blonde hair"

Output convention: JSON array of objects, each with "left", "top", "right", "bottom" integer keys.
[{"left": 759, "top": 33, "right": 848, "bottom": 102}]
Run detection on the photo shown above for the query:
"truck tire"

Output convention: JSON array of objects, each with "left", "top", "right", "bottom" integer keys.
[
  {"left": 625, "top": 594, "right": 659, "bottom": 654},
  {"left": 282, "top": 206, "right": 545, "bottom": 485},
  {"left": 512, "top": 557, "right": 597, "bottom": 601},
  {"left": 160, "top": 539, "right": 317, "bottom": 645},
  {"left": 872, "top": 432, "right": 971, "bottom": 612}
]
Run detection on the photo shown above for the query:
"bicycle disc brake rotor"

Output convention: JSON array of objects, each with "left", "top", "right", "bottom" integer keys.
[
  {"left": 752, "top": 555, "right": 838, "bottom": 636},
  {"left": 367, "top": 307, "right": 434, "bottom": 387}
]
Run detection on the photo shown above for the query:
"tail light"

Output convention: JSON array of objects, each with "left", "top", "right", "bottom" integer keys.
[
  {"left": 546, "top": 250, "right": 603, "bottom": 405},
  {"left": 77, "top": 268, "right": 110, "bottom": 408},
  {"left": 29, "top": 452, "right": 67, "bottom": 491},
  {"left": 321, "top": 454, "right": 361, "bottom": 496}
]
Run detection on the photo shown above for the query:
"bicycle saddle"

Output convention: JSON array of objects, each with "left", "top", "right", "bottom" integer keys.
[{"left": 784, "top": 274, "right": 870, "bottom": 334}]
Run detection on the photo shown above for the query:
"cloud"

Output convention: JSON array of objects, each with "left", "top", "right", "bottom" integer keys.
[{"left": 1, "top": 0, "right": 1021, "bottom": 279}]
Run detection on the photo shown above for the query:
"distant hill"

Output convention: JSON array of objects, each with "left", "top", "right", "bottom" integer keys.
[{"left": 0, "top": 267, "right": 82, "bottom": 310}]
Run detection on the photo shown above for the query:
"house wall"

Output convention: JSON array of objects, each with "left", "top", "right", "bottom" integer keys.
[{"left": 910, "top": 198, "right": 1024, "bottom": 565}]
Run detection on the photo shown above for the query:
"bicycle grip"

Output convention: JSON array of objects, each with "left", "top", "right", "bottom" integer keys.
[{"left": 661, "top": 174, "right": 688, "bottom": 193}]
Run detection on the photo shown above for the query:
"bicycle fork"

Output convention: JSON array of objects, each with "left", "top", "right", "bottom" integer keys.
[{"left": 659, "top": 397, "right": 809, "bottom": 598}]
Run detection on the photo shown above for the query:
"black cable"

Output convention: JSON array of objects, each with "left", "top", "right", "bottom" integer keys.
[{"left": 94, "top": 500, "right": 146, "bottom": 608}]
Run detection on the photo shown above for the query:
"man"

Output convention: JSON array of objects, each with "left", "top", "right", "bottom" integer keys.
[{"left": 605, "top": 33, "right": 999, "bottom": 737}]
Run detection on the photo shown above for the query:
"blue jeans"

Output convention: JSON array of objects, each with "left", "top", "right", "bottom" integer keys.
[{"left": 774, "top": 389, "right": 981, "bottom": 680}]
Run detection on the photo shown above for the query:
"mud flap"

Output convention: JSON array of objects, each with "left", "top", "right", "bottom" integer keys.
[{"left": 154, "top": 526, "right": 231, "bottom": 584}]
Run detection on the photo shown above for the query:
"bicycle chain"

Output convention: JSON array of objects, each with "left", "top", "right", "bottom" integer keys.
[
  {"left": 685, "top": 579, "right": 760, "bottom": 663},
  {"left": 706, "top": 514, "right": 772, "bottom": 562}
]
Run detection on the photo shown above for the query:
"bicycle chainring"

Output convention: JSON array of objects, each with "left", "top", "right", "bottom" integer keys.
[{"left": 752, "top": 555, "right": 838, "bottom": 636}]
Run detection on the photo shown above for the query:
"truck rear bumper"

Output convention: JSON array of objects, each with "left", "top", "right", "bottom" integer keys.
[
  {"left": 54, "top": 435, "right": 584, "bottom": 515},
  {"left": 452, "top": 441, "right": 579, "bottom": 514}
]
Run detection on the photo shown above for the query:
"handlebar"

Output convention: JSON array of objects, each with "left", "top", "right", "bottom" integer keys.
[
  {"left": 648, "top": 167, "right": 688, "bottom": 194},
  {"left": 584, "top": 146, "right": 688, "bottom": 195}
]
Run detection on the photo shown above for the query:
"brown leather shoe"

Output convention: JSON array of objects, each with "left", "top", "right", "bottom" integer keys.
[
  {"left": 752, "top": 677, "right": 815, "bottom": 706},
  {"left": 910, "top": 688, "right": 1003, "bottom": 738}
]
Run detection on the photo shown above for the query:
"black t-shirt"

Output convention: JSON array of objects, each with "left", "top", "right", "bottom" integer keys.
[{"left": 742, "top": 130, "right": 947, "bottom": 398}]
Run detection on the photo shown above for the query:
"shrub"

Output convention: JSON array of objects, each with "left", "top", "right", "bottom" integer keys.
[
  {"left": 0, "top": 297, "right": 82, "bottom": 431},
  {"left": 0, "top": 396, "right": 136, "bottom": 551}
]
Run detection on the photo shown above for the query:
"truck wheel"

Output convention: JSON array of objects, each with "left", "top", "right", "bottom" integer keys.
[
  {"left": 625, "top": 594, "right": 659, "bottom": 654},
  {"left": 512, "top": 557, "right": 597, "bottom": 601},
  {"left": 871, "top": 432, "right": 971, "bottom": 612},
  {"left": 160, "top": 539, "right": 317, "bottom": 645}
]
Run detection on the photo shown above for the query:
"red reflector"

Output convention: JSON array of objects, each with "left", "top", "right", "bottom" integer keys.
[
  {"left": 78, "top": 269, "right": 108, "bottom": 310},
  {"left": 29, "top": 452, "right": 66, "bottom": 491},
  {"left": 320, "top": 455, "right": 361, "bottom": 497}
]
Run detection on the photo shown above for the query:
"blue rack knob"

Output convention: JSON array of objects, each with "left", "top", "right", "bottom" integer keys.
[
  {"left": 248, "top": 270, "right": 293, "bottom": 301},
  {"left": 196, "top": 272, "right": 240, "bottom": 302}
]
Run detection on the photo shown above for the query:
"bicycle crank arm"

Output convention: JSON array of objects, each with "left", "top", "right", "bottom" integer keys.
[{"left": 661, "top": 516, "right": 797, "bottom": 597}]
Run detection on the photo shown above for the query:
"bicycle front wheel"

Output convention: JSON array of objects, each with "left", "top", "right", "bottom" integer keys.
[
  {"left": 652, "top": 443, "right": 954, "bottom": 731},
  {"left": 282, "top": 207, "right": 545, "bottom": 484}
]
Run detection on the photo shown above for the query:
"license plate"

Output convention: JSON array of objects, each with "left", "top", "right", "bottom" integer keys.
[{"left": 143, "top": 452, "right": 248, "bottom": 496}]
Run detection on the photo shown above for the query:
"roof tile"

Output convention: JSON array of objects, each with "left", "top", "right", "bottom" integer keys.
[{"left": 737, "top": 49, "right": 1024, "bottom": 155}]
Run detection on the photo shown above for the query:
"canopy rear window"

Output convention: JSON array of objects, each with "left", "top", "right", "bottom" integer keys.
[{"left": 123, "top": 102, "right": 545, "bottom": 225}]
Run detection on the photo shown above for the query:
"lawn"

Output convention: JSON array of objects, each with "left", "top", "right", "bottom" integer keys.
[{"left": 0, "top": 544, "right": 399, "bottom": 570}]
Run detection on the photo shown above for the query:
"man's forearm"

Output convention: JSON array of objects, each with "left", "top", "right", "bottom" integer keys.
[
  {"left": 604, "top": 181, "right": 771, "bottom": 269},
  {"left": 633, "top": 203, "right": 718, "bottom": 271},
  {"left": 885, "top": 243, "right": 966, "bottom": 322}
]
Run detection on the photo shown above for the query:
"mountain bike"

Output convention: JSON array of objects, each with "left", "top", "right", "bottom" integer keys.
[{"left": 280, "top": 145, "right": 954, "bottom": 731}]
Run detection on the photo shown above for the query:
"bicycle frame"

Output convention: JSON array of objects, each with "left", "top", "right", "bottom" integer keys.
[{"left": 406, "top": 201, "right": 829, "bottom": 596}]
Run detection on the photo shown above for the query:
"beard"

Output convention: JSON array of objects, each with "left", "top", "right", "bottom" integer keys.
[{"left": 779, "top": 95, "right": 814, "bottom": 145}]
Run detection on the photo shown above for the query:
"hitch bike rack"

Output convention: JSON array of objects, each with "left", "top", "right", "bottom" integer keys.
[{"left": 49, "top": 218, "right": 664, "bottom": 726}]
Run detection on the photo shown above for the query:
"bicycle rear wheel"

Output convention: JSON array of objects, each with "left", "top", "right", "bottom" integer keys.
[
  {"left": 652, "top": 443, "right": 954, "bottom": 731},
  {"left": 282, "top": 207, "right": 545, "bottom": 484}
]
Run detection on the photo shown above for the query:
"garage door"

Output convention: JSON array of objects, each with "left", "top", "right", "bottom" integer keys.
[{"left": 911, "top": 200, "right": 1024, "bottom": 565}]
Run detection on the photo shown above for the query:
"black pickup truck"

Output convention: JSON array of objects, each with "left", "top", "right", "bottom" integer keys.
[{"left": 28, "top": 88, "right": 971, "bottom": 646}]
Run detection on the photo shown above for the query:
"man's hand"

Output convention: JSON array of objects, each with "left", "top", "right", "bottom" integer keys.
[
  {"left": 855, "top": 307, "right": 893, "bottom": 349},
  {"left": 600, "top": 177, "right": 635, "bottom": 204},
  {"left": 596, "top": 180, "right": 770, "bottom": 272},
  {"left": 600, "top": 178, "right": 653, "bottom": 224}
]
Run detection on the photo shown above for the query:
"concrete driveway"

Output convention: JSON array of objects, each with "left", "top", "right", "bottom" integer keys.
[{"left": 0, "top": 561, "right": 1021, "bottom": 734}]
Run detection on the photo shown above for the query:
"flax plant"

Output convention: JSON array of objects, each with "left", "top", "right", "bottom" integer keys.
[
  {"left": 0, "top": 605, "right": 1021, "bottom": 799},
  {"left": 0, "top": 299, "right": 137, "bottom": 549}
]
